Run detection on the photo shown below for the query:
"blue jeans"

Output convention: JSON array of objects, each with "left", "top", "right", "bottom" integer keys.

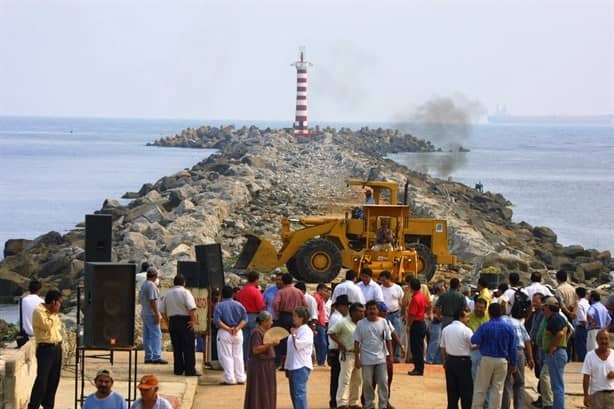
[
  {"left": 426, "top": 321, "right": 442, "bottom": 364},
  {"left": 314, "top": 323, "right": 328, "bottom": 365},
  {"left": 574, "top": 325, "right": 587, "bottom": 361},
  {"left": 142, "top": 314, "right": 162, "bottom": 361},
  {"left": 288, "top": 366, "right": 311, "bottom": 409},
  {"left": 242, "top": 313, "right": 258, "bottom": 366},
  {"left": 387, "top": 311, "right": 403, "bottom": 361},
  {"left": 546, "top": 348, "right": 567, "bottom": 409}
]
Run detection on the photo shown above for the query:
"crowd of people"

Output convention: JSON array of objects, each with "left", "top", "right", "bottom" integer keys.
[
  {"left": 209, "top": 268, "right": 613, "bottom": 409},
  {"left": 18, "top": 265, "right": 614, "bottom": 409}
]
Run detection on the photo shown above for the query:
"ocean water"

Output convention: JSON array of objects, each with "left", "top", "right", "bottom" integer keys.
[
  {"left": 388, "top": 123, "right": 614, "bottom": 252},
  {"left": 0, "top": 116, "right": 215, "bottom": 256}
]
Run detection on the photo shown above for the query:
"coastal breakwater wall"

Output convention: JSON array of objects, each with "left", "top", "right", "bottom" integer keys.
[
  {"left": 0, "top": 340, "right": 37, "bottom": 409},
  {"left": 0, "top": 125, "right": 612, "bottom": 305}
]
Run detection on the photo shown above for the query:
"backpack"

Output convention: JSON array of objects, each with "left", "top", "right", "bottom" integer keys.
[{"left": 511, "top": 288, "right": 531, "bottom": 319}]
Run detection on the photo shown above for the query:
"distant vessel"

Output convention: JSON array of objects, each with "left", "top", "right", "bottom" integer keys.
[{"left": 488, "top": 106, "right": 614, "bottom": 125}]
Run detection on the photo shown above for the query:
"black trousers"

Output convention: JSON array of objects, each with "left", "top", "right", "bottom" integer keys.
[
  {"left": 327, "top": 349, "right": 340, "bottom": 407},
  {"left": 410, "top": 320, "right": 427, "bottom": 373},
  {"left": 28, "top": 343, "right": 62, "bottom": 409},
  {"left": 445, "top": 355, "right": 473, "bottom": 409},
  {"left": 169, "top": 315, "right": 196, "bottom": 375}
]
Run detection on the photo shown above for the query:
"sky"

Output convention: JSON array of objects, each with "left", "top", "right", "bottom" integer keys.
[{"left": 0, "top": 0, "right": 612, "bottom": 122}]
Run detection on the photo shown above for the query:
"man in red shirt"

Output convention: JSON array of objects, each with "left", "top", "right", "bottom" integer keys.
[
  {"left": 407, "top": 277, "right": 428, "bottom": 376},
  {"left": 272, "top": 273, "right": 308, "bottom": 366},
  {"left": 313, "top": 283, "right": 330, "bottom": 366},
  {"left": 236, "top": 271, "right": 265, "bottom": 366}
]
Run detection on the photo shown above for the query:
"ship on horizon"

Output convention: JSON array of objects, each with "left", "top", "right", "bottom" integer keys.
[{"left": 488, "top": 106, "right": 613, "bottom": 125}]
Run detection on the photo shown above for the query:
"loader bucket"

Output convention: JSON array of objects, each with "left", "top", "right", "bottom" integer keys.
[{"left": 234, "top": 234, "right": 281, "bottom": 271}]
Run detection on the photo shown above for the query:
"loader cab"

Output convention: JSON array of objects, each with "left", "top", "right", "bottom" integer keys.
[{"left": 362, "top": 205, "right": 409, "bottom": 249}]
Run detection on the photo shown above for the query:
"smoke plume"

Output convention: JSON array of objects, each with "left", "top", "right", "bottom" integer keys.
[{"left": 394, "top": 93, "right": 486, "bottom": 177}]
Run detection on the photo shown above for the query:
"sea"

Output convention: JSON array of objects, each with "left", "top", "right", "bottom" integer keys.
[{"left": 0, "top": 116, "right": 612, "bottom": 323}]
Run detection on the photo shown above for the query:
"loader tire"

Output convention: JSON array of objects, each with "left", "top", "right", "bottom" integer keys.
[
  {"left": 295, "top": 238, "right": 342, "bottom": 283},
  {"left": 286, "top": 257, "right": 306, "bottom": 281},
  {"left": 406, "top": 242, "right": 436, "bottom": 282}
]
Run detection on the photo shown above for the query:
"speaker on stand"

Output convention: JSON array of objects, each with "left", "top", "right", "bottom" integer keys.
[
  {"left": 85, "top": 214, "right": 112, "bottom": 262},
  {"left": 195, "top": 243, "right": 225, "bottom": 291},
  {"left": 83, "top": 262, "right": 136, "bottom": 348},
  {"left": 177, "top": 260, "right": 203, "bottom": 288}
]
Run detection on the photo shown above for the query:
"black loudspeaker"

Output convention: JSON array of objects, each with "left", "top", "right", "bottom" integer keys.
[
  {"left": 195, "top": 243, "right": 224, "bottom": 290},
  {"left": 177, "top": 260, "right": 202, "bottom": 288},
  {"left": 83, "top": 262, "right": 136, "bottom": 348},
  {"left": 85, "top": 214, "right": 112, "bottom": 262}
]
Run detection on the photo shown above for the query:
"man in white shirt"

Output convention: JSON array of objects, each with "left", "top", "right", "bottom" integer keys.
[
  {"left": 501, "top": 272, "right": 529, "bottom": 316},
  {"left": 581, "top": 330, "right": 614, "bottom": 409},
  {"left": 159, "top": 274, "right": 199, "bottom": 376},
  {"left": 357, "top": 269, "right": 384, "bottom": 303},
  {"left": 332, "top": 270, "right": 366, "bottom": 305},
  {"left": 524, "top": 272, "right": 553, "bottom": 300},
  {"left": 327, "top": 295, "right": 350, "bottom": 409},
  {"left": 21, "top": 280, "right": 44, "bottom": 338},
  {"left": 440, "top": 308, "right": 474, "bottom": 409},
  {"left": 379, "top": 270, "right": 404, "bottom": 362},
  {"left": 295, "top": 282, "right": 319, "bottom": 322},
  {"left": 575, "top": 287, "right": 590, "bottom": 361}
]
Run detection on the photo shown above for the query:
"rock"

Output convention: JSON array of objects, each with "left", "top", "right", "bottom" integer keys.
[
  {"left": 4, "top": 238, "right": 32, "bottom": 258},
  {"left": 138, "top": 183, "right": 154, "bottom": 196},
  {"left": 579, "top": 261, "right": 603, "bottom": 280},
  {"left": 532, "top": 226, "right": 557, "bottom": 242},
  {"left": 102, "top": 198, "right": 122, "bottom": 209},
  {"left": 563, "top": 245, "right": 587, "bottom": 258},
  {"left": 27, "top": 231, "right": 64, "bottom": 249}
]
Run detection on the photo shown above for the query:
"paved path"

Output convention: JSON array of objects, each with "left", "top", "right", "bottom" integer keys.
[{"left": 49, "top": 353, "right": 585, "bottom": 408}]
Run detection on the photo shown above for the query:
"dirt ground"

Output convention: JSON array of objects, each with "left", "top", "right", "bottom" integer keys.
[{"left": 192, "top": 361, "right": 585, "bottom": 409}]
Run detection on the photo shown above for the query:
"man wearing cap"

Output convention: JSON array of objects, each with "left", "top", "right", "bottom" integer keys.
[
  {"left": 160, "top": 274, "right": 199, "bottom": 376},
  {"left": 542, "top": 296, "right": 568, "bottom": 409},
  {"left": 139, "top": 266, "right": 167, "bottom": 365},
  {"left": 83, "top": 369, "right": 127, "bottom": 409},
  {"left": 132, "top": 374, "right": 172, "bottom": 409}
]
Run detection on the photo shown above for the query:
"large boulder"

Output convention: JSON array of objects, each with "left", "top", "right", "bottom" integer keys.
[
  {"left": 532, "top": 226, "right": 557, "bottom": 242},
  {"left": 4, "top": 238, "right": 32, "bottom": 258}
]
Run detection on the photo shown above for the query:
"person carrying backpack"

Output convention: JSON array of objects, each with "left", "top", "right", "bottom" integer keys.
[{"left": 501, "top": 272, "right": 531, "bottom": 319}]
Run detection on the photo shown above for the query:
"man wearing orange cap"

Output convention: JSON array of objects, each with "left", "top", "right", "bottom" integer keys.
[{"left": 131, "top": 374, "right": 172, "bottom": 409}]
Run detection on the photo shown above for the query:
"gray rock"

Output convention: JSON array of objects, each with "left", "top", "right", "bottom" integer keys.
[
  {"left": 532, "top": 226, "right": 557, "bottom": 242},
  {"left": 563, "top": 245, "right": 587, "bottom": 258},
  {"left": 4, "top": 238, "right": 32, "bottom": 258}
]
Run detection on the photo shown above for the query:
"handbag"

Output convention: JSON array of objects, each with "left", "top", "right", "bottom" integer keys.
[{"left": 15, "top": 298, "right": 29, "bottom": 348}]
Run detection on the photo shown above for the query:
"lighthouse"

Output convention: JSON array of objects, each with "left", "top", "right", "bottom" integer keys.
[{"left": 291, "top": 47, "right": 313, "bottom": 136}]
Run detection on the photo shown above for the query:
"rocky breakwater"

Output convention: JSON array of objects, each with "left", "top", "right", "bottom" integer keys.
[{"left": 1, "top": 125, "right": 612, "bottom": 307}]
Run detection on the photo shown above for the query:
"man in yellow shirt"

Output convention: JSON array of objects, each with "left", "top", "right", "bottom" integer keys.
[
  {"left": 477, "top": 277, "right": 492, "bottom": 307},
  {"left": 28, "top": 290, "right": 63, "bottom": 409}
]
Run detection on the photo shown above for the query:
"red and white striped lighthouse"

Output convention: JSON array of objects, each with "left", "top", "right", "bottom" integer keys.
[{"left": 291, "top": 47, "right": 313, "bottom": 136}]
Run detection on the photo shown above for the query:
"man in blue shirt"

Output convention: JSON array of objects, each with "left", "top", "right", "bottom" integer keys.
[
  {"left": 586, "top": 291, "right": 612, "bottom": 353},
  {"left": 213, "top": 286, "right": 248, "bottom": 385},
  {"left": 83, "top": 369, "right": 127, "bottom": 409},
  {"left": 263, "top": 272, "right": 283, "bottom": 317},
  {"left": 471, "top": 303, "right": 517, "bottom": 409}
]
